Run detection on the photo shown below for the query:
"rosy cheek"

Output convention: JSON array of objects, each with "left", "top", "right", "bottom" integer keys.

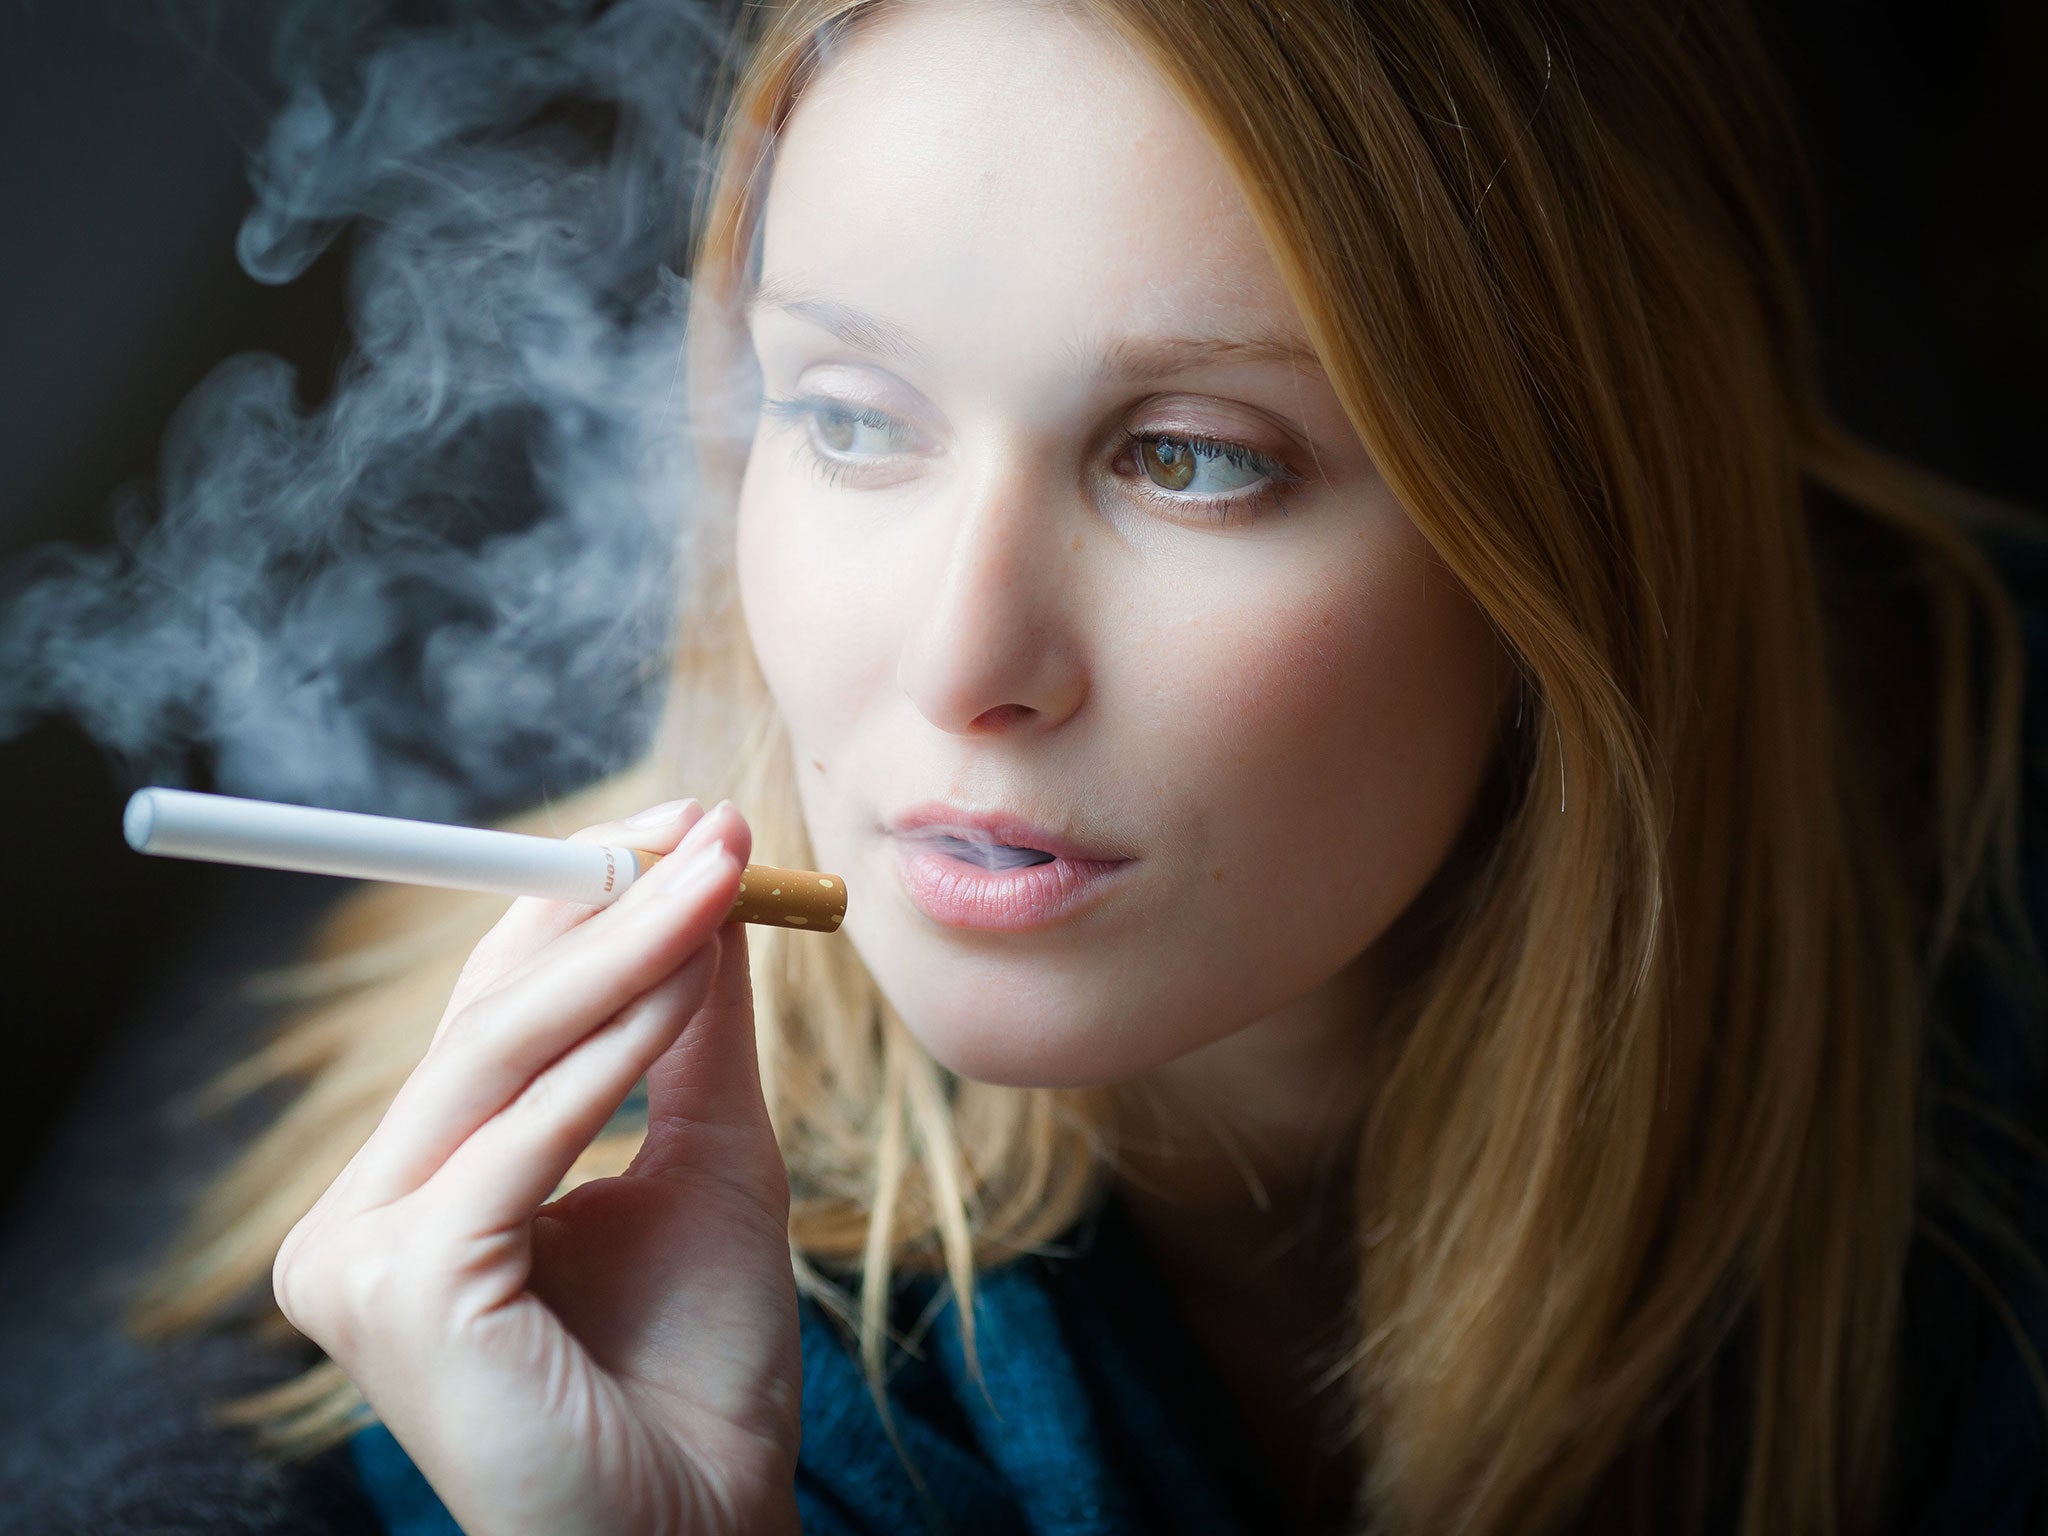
[
  {"left": 1174, "top": 587, "right": 1374, "bottom": 738},
  {"left": 1160, "top": 560, "right": 1491, "bottom": 888}
]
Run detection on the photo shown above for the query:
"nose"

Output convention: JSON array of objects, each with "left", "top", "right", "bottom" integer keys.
[{"left": 895, "top": 451, "right": 1089, "bottom": 736}]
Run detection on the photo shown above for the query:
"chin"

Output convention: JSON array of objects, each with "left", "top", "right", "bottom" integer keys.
[{"left": 899, "top": 1006, "right": 1141, "bottom": 1090}]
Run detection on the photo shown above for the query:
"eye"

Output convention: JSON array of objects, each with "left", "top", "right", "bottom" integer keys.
[
  {"left": 1133, "top": 434, "right": 1272, "bottom": 495},
  {"left": 1119, "top": 430, "right": 1302, "bottom": 525},
  {"left": 762, "top": 394, "right": 918, "bottom": 460}
]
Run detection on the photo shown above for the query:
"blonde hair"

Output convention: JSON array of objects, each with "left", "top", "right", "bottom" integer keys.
[{"left": 132, "top": 1, "right": 2047, "bottom": 1531}]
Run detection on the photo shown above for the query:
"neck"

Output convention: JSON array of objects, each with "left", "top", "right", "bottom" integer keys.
[
  {"left": 1096, "top": 808, "right": 1492, "bottom": 1528},
  {"left": 1106, "top": 952, "right": 1387, "bottom": 1531},
  {"left": 1107, "top": 947, "right": 1386, "bottom": 1297}
]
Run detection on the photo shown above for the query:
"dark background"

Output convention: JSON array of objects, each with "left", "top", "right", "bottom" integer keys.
[{"left": 0, "top": 0, "right": 2044, "bottom": 1215}]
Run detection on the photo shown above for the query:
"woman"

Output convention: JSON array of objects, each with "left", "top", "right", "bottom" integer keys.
[{"left": 133, "top": 0, "right": 2048, "bottom": 1532}]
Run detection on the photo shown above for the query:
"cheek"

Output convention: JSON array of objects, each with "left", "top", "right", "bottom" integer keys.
[
  {"left": 1153, "top": 531, "right": 1501, "bottom": 942},
  {"left": 735, "top": 455, "right": 885, "bottom": 736}
]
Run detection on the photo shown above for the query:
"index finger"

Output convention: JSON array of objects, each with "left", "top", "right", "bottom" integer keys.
[{"left": 438, "top": 798, "right": 709, "bottom": 1035}]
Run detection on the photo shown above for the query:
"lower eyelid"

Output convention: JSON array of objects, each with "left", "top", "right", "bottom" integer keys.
[{"left": 1131, "top": 480, "right": 1287, "bottom": 528}]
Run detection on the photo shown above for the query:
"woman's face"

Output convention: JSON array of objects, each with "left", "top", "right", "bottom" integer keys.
[{"left": 735, "top": 0, "right": 1506, "bottom": 1088}]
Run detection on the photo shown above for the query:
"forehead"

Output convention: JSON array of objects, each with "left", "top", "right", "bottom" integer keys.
[{"left": 757, "top": 0, "right": 1303, "bottom": 354}]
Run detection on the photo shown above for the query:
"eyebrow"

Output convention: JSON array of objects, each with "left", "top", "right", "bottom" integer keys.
[
  {"left": 1077, "top": 330, "right": 1324, "bottom": 382},
  {"left": 746, "top": 274, "right": 1325, "bottom": 383},
  {"left": 748, "top": 274, "right": 929, "bottom": 361}
]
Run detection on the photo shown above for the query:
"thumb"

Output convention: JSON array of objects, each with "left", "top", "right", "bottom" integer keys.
[{"left": 625, "top": 920, "right": 780, "bottom": 1189}]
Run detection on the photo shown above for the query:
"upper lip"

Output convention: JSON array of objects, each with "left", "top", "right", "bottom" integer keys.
[{"left": 888, "top": 802, "right": 1132, "bottom": 863}]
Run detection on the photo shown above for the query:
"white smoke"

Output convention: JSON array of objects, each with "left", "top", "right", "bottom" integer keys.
[{"left": 0, "top": 0, "right": 739, "bottom": 820}]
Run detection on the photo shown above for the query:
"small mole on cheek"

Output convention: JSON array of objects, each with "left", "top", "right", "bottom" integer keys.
[
  {"left": 811, "top": 756, "right": 826, "bottom": 776},
  {"left": 1071, "top": 534, "right": 1083, "bottom": 554},
  {"left": 1211, "top": 867, "right": 1225, "bottom": 882}
]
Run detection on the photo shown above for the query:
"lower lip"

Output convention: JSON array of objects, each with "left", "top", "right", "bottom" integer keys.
[{"left": 893, "top": 841, "right": 1134, "bottom": 931}]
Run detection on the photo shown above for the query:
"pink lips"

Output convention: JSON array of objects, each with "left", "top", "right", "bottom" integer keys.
[
  {"left": 887, "top": 802, "right": 1134, "bottom": 931},
  {"left": 887, "top": 802, "right": 1126, "bottom": 863}
]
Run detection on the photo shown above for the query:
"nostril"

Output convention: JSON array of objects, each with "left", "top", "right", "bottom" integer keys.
[{"left": 969, "top": 703, "right": 1031, "bottom": 731}]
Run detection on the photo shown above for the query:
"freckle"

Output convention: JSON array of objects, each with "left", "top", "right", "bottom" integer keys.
[
  {"left": 811, "top": 756, "right": 825, "bottom": 774},
  {"left": 1071, "top": 534, "right": 1083, "bottom": 553},
  {"left": 1211, "top": 868, "right": 1225, "bottom": 882},
  {"left": 1321, "top": 615, "right": 1331, "bottom": 626}
]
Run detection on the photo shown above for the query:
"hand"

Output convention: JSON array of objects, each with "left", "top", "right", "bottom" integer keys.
[{"left": 273, "top": 798, "right": 801, "bottom": 1536}]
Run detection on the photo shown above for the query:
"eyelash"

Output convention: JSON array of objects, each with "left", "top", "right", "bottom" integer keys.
[
  {"left": 759, "top": 393, "right": 1302, "bottom": 527},
  {"left": 759, "top": 396, "right": 888, "bottom": 478},
  {"left": 1114, "top": 428, "right": 1302, "bottom": 526}
]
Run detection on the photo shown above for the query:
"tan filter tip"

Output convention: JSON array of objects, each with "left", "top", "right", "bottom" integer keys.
[{"left": 631, "top": 851, "right": 846, "bottom": 933}]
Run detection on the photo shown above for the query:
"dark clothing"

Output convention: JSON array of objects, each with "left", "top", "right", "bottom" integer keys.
[
  {"left": 349, "top": 1168, "right": 2048, "bottom": 1535},
  {"left": 352, "top": 1191, "right": 1281, "bottom": 1536}
]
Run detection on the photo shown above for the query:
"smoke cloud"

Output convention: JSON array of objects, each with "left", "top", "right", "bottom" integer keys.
[{"left": 0, "top": 0, "right": 739, "bottom": 821}]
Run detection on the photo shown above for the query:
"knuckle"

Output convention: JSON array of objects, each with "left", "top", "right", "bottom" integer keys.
[
  {"left": 336, "top": 1242, "right": 410, "bottom": 1324},
  {"left": 434, "top": 988, "right": 502, "bottom": 1053},
  {"left": 508, "top": 1054, "right": 570, "bottom": 1125},
  {"left": 271, "top": 1239, "right": 306, "bottom": 1327},
  {"left": 453, "top": 940, "right": 503, "bottom": 993},
  {"left": 272, "top": 1211, "right": 437, "bottom": 1364},
  {"left": 340, "top": 1228, "right": 454, "bottom": 1348},
  {"left": 273, "top": 1227, "right": 351, "bottom": 1352},
  {"left": 452, "top": 925, "right": 525, "bottom": 1000}
]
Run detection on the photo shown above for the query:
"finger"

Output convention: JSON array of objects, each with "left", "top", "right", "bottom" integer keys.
[
  {"left": 437, "top": 798, "right": 711, "bottom": 1034},
  {"left": 628, "top": 815, "right": 781, "bottom": 1189},
  {"left": 362, "top": 829, "right": 739, "bottom": 1196},
  {"left": 624, "top": 923, "right": 785, "bottom": 1210},
  {"left": 441, "top": 803, "right": 738, "bottom": 1048},
  {"left": 343, "top": 829, "right": 746, "bottom": 1208},
  {"left": 420, "top": 953, "right": 716, "bottom": 1233}
]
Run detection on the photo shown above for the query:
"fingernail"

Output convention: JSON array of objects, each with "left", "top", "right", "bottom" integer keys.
[
  {"left": 626, "top": 797, "right": 696, "bottom": 829},
  {"left": 678, "top": 799, "right": 732, "bottom": 853},
  {"left": 661, "top": 842, "right": 727, "bottom": 894}
]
